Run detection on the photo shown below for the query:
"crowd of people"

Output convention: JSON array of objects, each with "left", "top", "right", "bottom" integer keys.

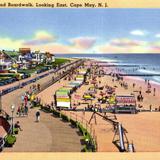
[{"left": 16, "top": 84, "right": 42, "bottom": 117}]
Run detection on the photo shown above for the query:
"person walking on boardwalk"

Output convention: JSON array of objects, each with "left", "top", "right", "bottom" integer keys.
[
  {"left": 24, "top": 105, "right": 28, "bottom": 116},
  {"left": 36, "top": 110, "right": 40, "bottom": 122},
  {"left": 37, "top": 84, "right": 41, "bottom": 91}
]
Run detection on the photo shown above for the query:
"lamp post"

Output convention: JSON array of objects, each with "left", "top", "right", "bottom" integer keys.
[
  {"left": 0, "top": 90, "right": 2, "bottom": 111},
  {"left": 10, "top": 104, "right": 15, "bottom": 134}
]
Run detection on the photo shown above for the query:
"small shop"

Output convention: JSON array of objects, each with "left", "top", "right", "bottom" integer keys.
[{"left": 112, "top": 95, "right": 137, "bottom": 114}]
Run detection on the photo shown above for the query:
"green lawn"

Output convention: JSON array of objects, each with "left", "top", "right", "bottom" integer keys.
[
  {"left": 51, "top": 58, "right": 70, "bottom": 67},
  {"left": 4, "top": 51, "right": 19, "bottom": 58}
]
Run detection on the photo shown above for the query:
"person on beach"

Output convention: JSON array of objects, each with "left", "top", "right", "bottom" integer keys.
[
  {"left": 36, "top": 110, "right": 40, "bottom": 122},
  {"left": 145, "top": 79, "right": 147, "bottom": 84},
  {"left": 133, "top": 83, "right": 136, "bottom": 88},
  {"left": 149, "top": 105, "right": 152, "bottom": 112},
  {"left": 51, "top": 101, "right": 54, "bottom": 109},
  {"left": 153, "top": 88, "right": 156, "bottom": 96}
]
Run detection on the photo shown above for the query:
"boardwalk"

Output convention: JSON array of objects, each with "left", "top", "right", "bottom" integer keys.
[
  {"left": 1, "top": 60, "right": 83, "bottom": 152},
  {"left": 4, "top": 108, "right": 82, "bottom": 152}
]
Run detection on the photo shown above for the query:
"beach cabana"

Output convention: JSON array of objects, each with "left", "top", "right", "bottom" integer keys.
[
  {"left": 76, "top": 75, "right": 84, "bottom": 81},
  {"left": 88, "top": 86, "right": 97, "bottom": 94},
  {"left": 113, "top": 95, "right": 137, "bottom": 114},
  {"left": 116, "top": 95, "right": 136, "bottom": 104},
  {"left": 74, "top": 80, "right": 83, "bottom": 86},
  {"left": 67, "top": 83, "right": 77, "bottom": 88},
  {"left": 56, "top": 88, "right": 71, "bottom": 96},
  {"left": 55, "top": 87, "right": 72, "bottom": 108},
  {"left": 78, "top": 69, "right": 87, "bottom": 75},
  {"left": 69, "top": 81, "right": 82, "bottom": 88}
]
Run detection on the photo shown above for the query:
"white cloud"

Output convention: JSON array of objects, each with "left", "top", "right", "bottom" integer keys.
[
  {"left": 130, "top": 30, "right": 147, "bottom": 36},
  {"left": 69, "top": 37, "right": 96, "bottom": 50},
  {"left": 23, "top": 30, "right": 56, "bottom": 45},
  {"left": 0, "top": 37, "right": 24, "bottom": 50},
  {"left": 96, "top": 38, "right": 149, "bottom": 53},
  {"left": 155, "top": 33, "right": 160, "bottom": 38}
]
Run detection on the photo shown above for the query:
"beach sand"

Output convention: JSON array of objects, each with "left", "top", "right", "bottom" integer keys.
[{"left": 36, "top": 60, "right": 160, "bottom": 152}]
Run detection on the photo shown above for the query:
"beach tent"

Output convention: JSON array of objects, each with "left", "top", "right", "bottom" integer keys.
[
  {"left": 108, "top": 95, "right": 116, "bottom": 104},
  {"left": 113, "top": 95, "right": 137, "bottom": 114},
  {"left": 73, "top": 80, "right": 83, "bottom": 85},
  {"left": 76, "top": 75, "right": 84, "bottom": 81},
  {"left": 64, "top": 86, "right": 73, "bottom": 90},
  {"left": 78, "top": 69, "right": 87, "bottom": 75},
  {"left": 83, "top": 94, "right": 94, "bottom": 100},
  {"left": 56, "top": 101, "right": 71, "bottom": 108},
  {"left": 57, "top": 87, "right": 73, "bottom": 94},
  {"left": 69, "top": 81, "right": 82, "bottom": 87},
  {"left": 116, "top": 95, "right": 136, "bottom": 104},
  {"left": 68, "top": 83, "right": 77, "bottom": 88},
  {"left": 56, "top": 90, "right": 69, "bottom": 96},
  {"left": 55, "top": 87, "right": 72, "bottom": 108},
  {"left": 88, "top": 86, "right": 97, "bottom": 94}
]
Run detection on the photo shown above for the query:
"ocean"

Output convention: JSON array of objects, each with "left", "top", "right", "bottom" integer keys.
[{"left": 55, "top": 54, "right": 160, "bottom": 84}]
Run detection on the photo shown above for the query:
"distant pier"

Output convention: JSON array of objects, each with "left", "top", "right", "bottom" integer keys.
[{"left": 100, "top": 73, "right": 160, "bottom": 77}]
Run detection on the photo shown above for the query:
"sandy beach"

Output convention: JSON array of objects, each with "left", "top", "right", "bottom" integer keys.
[{"left": 36, "top": 59, "right": 160, "bottom": 152}]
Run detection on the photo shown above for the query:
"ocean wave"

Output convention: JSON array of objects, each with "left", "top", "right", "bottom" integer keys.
[
  {"left": 138, "top": 69, "right": 160, "bottom": 75},
  {"left": 93, "top": 57, "right": 118, "bottom": 63},
  {"left": 73, "top": 56, "right": 119, "bottom": 63},
  {"left": 152, "top": 76, "right": 160, "bottom": 83}
]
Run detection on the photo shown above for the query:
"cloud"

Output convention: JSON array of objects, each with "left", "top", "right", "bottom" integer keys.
[
  {"left": 96, "top": 38, "right": 149, "bottom": 53},
  {"left": 0, "top": 37, "right": 24, "bottom": 50},
  {"left": 155, "top": 34, "right": 160, "bottom": 38},
  {"left": 149, "top": 41, "right": 160, "bottom": 52},
  {"left": 69, "top": 37, "right": 96, "bottom": 50},
  {"left": 27, "top": 43, "right": 71, "bottom": 53},
  {"left": 24, "top": 43, "right": 84, "bottom": 54},
  {"left": 130, "top": 30, "right": 147, "bottom": 36},
  {"left": 22, "top": 35, "right": 97, "bottom": 53},
  {"left": 110, "top": 38, "right": 142, "bottom": 47},
  {"left": 23, "top": 30, "right": 56, "bottom": 45},
  {"left": 1, "top": 30, "right": 160, "bottom": 54}
]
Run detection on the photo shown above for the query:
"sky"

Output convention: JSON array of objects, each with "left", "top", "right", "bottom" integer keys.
[{"left": 0, "top": 9, "right": 160, "bottom": 53}]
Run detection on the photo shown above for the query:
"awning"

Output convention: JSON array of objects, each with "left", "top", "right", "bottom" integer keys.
[{"left": 116, "top": 95, "right": 136, "bottom": 104}]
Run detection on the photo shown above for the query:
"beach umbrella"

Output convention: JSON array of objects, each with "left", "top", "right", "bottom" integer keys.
[
  {"left": 108, "top": 95, "right": 116, "bottom": 104},
  {"left": 74, "top": 94, "right": 81, "bottom": 100}
]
